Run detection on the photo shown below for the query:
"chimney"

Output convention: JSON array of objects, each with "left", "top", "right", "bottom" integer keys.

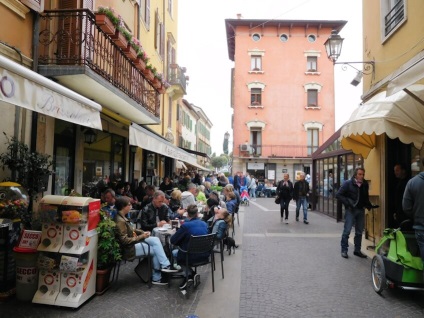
[{"left": 237, "top": 13, "right": 242, "bottom": 19}]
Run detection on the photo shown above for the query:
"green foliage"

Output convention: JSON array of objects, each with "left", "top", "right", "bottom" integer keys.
[
  {"left": 210, "top": 185, "right": 223, "bottom": 192},
  {"left": 96, "top": 210, "right": 122, "bottom": 269},
  {"left": 0, "top": 133, "right": 53, "bottom": 226},
  {"left": 97, "top": 6, "right": 120, "bottom": 27},
  {"left": 210, "top": 156, "right": 227, "bottom": 169}
]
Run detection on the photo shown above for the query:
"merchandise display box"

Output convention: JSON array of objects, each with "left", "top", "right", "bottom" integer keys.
[{"left": 32, "top": 195, "right": 100, "bottom": 308}]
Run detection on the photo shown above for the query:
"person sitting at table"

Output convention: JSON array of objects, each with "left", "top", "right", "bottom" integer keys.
[
  {"left": 196, "top": 185, "right": 207, "bottom": 204},
  {"left": 159, "top": 176, "right": 174, "bottom": 194},
  {"left": 181, "top": 183, "right": 197, "bottom": 208},
  {"left": 202, "top": 197, "right": 220, "bottom": 222},
  {"left": 208, "top": 207, "right": 232, "bottom": 240},
  {"left": 139, "top": 190, "right": 171, "bottom": 231},
  {"left": 223, "top": 190, "right": 238, "bottom": 215},
  {"left": 140, "top": 185, "right": 156, "bottom": 209},
  {"left": 170, "top": 204, "right": 209, "bottom": 289},
  {"left": 168, "top": 189, "right": 185, "bottom": 220},
  {"left": 203, "top": 181, "right": 212, "bottom": 198},
  {"left": 114, "top": 196, "right": 178, "bottom": 286},
  {"left": 101, "top": 188, "right": 117, "bottom": 218},
  {"left": 209, "top": 190, "right": 227, "bottom": 209}
]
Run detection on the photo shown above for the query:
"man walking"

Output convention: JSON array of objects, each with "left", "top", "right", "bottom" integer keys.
[
  {"left": 402, "top": 158, "right": 424, "bottom": 276},
  {"left": 336, "top": 167, "right": 376, "bottom": 259},
  {"left": 293, "top": 172, "right": 310, "bottom": 224}
]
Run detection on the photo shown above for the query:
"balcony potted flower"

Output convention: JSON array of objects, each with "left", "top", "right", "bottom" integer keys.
[
  {"left": 153, "top": 72, "right": 163, "bottom": 89},
  {"left": 111, "top": 18, "right": 131, "bottom": 49},
  {"left": 142, "top": 64, "right": 155, "bottom": 81},
  {"left": 95, "top": 6, "right": 119, "bottom": 35},
  {"left": 134, "top": 49, "right": 148, "bottom": 71},
  {"left": 123, "top": 37, "right": 139, "bottom": 61}
]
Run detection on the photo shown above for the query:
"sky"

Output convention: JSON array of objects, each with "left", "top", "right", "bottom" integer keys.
[{"left": 177, "top": 0, "right": 363, "bottom": 155}]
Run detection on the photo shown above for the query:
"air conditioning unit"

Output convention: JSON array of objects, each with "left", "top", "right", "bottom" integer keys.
[{"left": 240, "top": 144, "right": 250, "bottom": 152}]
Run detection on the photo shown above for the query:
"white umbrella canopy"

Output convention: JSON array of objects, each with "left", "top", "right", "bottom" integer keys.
[{"left": 340, "top": 84, "right": 424, "bottom": 158}]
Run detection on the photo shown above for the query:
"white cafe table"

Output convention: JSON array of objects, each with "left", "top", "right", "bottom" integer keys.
[{"left": 152, "top": 226, "right": 175, "bottom": 246}]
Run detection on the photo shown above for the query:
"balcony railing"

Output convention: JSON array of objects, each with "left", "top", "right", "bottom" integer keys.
[
  {"left": 385, "top": 0, "right": 405, "bottom": 36},
  {"left": 38, "top": 9, "right": 160, "bottom": 117},
  {"left": 168, "top": 63, "right": 187, "bottom": 94},
  {"left": 238, "top": 144, "right": 313, "bottom": 158}
]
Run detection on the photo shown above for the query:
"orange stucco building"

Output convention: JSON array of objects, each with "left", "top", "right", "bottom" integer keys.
[{"left": 226, "top": 18, "right": 346, "bottom": 183}]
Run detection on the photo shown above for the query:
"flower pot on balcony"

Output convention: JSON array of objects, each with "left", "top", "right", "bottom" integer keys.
[
  {"left": 133, "top": 58, "right": 146, "bottom": 72},
  {"left": 123, "top": 44, "right": 138, "bottom": 60},
  {"left": 158, "top": 85, "right": 167, "bottom": 94},
  {"left": 152, "top": 77, "right": 162, "bottom": 89},
  {"left": 142, "top": 68, "right": 154, "bottom": 81},
  {"left": 111, "top": 30, "right": 128, "bottom": 49},
  {"left": 95, "top": 13, "right": 116, "bottom": 35}
]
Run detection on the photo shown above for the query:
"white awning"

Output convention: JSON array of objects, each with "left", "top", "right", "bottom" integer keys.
[
  {"left": 386, "top": 54, "right": 424, "bottom": 97},
  {"left": 341, "top": 84, "right": 424, "bottom": 158},
  {"left": 176, "top": 160, "right": 187, "bottom": 170},
  {"left": 130, "top": 123, "right": 194, "bottom": 161},
  {"left": 0, "top": 55, "right": 102, "bottom": 129}
]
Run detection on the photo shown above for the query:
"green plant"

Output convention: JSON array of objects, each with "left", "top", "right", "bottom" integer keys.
[
  {"left": 117, "top": 26, "right": 132, "bottom": 42},
  {"left": 96, "top": 209, "right": 122, "bottom": 269},
  {"left": 0, "top": 133, "right": 53, "bottom": 227},
  {"left": 97, "top": 6, "right": 120, "bottom": 27},
  {"left": 210, "top": 185, "right": 223, "bottom": 192}
]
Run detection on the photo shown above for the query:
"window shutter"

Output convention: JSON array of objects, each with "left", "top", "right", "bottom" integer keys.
[
  {"left": 146, "top": 0, "right": 151, "bottom": 30},
  {"left": 21, "top": 0, "right": 44, "bottom": 12}
]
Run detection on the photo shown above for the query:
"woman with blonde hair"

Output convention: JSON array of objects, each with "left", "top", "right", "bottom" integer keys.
[{"left": 168, "top": 189, "right": 185, "bottom": 219}]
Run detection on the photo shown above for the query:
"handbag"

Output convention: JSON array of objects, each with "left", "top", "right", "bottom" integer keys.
[
  {"left": 275, "top": 196, "right": 281, "bottom": 204},
  {"left": 134, "top": 257, "right": 150, "bottom": 283}
]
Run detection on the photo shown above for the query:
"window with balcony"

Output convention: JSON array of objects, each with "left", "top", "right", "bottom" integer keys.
[
  {"left": 250, "top": 128, "right": 262, "bottom": 156},
  {"left": 381, "top": 0, "right": 406, "bottom": 40},
  {"left": 251, "top": 88, "right": 262, "bottom": 106},
  {"left": 251, "top": 55, "right": 262, "bottom": 71},
  {"left": 306, "top": 56, "right": 317, "bottom": 72},
  {"left": 307, "top": 128, "right": 319, "bottom": 155}
]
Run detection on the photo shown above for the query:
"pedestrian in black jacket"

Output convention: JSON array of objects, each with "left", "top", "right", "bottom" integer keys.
[
  {"left": 293, "top": 172, "right": 310, "bottom": 224},
  {"left": 276, "top": 173, "right": 293, "bottom": 221}
]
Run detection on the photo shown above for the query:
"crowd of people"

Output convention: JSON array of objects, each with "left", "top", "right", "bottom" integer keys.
[{"left": 99, "top": 172, "right": 243, "bottom": 289}]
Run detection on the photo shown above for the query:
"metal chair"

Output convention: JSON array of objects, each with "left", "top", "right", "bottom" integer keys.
[
  {"left": 177, "top": 233, "right": 217, "bottom": 292},
  {"left": 112, "top": 236, "right": 152, "bottom": 289}
]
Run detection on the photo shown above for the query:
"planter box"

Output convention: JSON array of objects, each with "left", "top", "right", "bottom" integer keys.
[
  {"left": 133, "top": 58, "right": 146, "bottom": 72},
  {"left": 95, "top": 14, "right": 116, "bottom": 35},
  {"left": 111, "top": 30, "right": 128, "bottom": 49},
  {"left": 152, "top": 77, "right": 162, "bottom": 89},
  {"left": 158, "top": 85, "right": 167, "bottom": 94},
  {"left": 123, "top": 44, "right": 138, "bottom": 60},
  {"left": 142, "top": 68, "right": 154, "bottom": 81}
]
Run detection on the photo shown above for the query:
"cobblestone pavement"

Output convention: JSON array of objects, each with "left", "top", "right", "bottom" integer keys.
[{"left": 239, "top": 198, "right": 424, "bottom": 318}]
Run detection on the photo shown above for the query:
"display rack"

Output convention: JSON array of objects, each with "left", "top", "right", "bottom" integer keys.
[{"left": 32, "top": 195, "right": 100, "bottom": 308}]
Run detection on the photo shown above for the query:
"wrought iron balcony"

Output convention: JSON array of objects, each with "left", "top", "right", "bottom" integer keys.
[
  {"left": 37, "top": 9, "right": 160, "bottom": 123},
  {"left": 167, "top": 63, "right": 187, "bottom": 100},
  {"left": 238, "top": 144, "right": 313, "bottom": 158}
]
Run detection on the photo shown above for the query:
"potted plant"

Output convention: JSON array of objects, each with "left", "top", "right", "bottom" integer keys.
[
  {"left": 96, "top": 209, "right": 122, "bottom": 294},
  {"left": 143, "top": 64, "right": 155, "bottom": 81},
  {"left": 0, "top": 133, "right": 53, "bottom": 229},
  {"left": 95, "top": 6, "right": 119, "bottom": 35}
]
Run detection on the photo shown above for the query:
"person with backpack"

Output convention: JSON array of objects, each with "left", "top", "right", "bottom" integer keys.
[{"left": 276, "top": 173, "right": 293, "bottom": 222}]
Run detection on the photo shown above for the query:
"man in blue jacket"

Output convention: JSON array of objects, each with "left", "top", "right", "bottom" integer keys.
[
  {"left": 170, "top": 204, "right": 209, "bottom": 289},
  {"left": 336, "top": 167, "right": 377, "bottom": 259}
]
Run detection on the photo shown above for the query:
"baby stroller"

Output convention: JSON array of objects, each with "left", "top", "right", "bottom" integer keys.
[
  {"left": 240, "top": 186, "right": 250, "bottom": 206},
  {"left": 371, "top": 220, "right": 424, "bottom": 294}
]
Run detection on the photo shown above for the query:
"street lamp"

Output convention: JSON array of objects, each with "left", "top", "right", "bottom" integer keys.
[
  {"left": 324, "top": 30, "right": 375, "bottom": 83},
  {"left": 223, "top": 131, "right": 230, "bottom": 155}
]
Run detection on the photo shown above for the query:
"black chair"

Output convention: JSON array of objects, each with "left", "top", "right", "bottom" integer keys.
[
  {"left": 176, "top": 233, "right": 217, "bottom": 292},
  {"left": 112, "top": 239, "right": 152, "bottom": 289},
  {"left": 213, "top": 227, "right": 228, "bottom": 279}
]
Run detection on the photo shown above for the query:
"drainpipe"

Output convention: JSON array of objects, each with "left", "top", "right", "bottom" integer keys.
[{"left": 30, "top": 11, "right": 40, "bottom": 153}]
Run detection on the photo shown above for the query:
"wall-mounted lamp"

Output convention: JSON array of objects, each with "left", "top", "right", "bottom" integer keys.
[
  {"left": 350, "top": 71, "right": 363, "bottom": 87},
  {"left": 324, "top": 30, "right": 375, "bottom": 82},
  {"left": 83, "top": 128, "right": 97, "bottom": 145}
]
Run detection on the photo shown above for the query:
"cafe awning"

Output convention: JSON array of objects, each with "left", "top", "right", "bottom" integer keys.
[
  {"left": 130, "top": 124, "right": 208, "bottom": 171},
  {"left": 176, "top": 160, "right": 187, "bottom": 170},
  {"left": 386, "top": 54, "right": 424, "bottom": 97},
  {"left": 0, "top": 55, "right": 102, "bottom": 130},
  {"left": 341, "top": 84, "right": 424, "bottom": 158}
]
